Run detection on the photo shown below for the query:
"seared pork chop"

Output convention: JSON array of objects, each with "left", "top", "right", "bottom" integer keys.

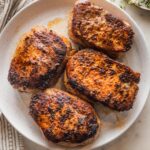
[
  {"left": 64, "top": 49, "right": 140, "bottom": 111},
  {"left": 8, "top": 26, "right": 71, "bottom": 92},
  {"left": 30, "top": 88, "right": 101, "bottom": 146},
  {"left": 69, "top": 1, "right": 134, "bottom": 57}
]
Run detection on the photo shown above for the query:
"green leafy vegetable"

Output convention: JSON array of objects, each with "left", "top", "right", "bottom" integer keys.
[{"left": 127, "top": 0, "right": 150, "bottom": 8}]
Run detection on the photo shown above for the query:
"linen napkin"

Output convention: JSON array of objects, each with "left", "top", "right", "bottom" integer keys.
[
  {"left": 0, "top": 114, "right": 24, "bottom": 150},
  {"left": 0, "top": 1, "right": 34, "bottom": 149}
]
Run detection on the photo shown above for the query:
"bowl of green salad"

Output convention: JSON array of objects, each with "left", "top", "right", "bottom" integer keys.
[{"left": 128, "top": 0, "right": 150, "bottom": 10}]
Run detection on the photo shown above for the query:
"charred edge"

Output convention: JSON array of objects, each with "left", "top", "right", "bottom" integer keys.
[{"left": 101, "top": 99, "right": 133, "bottom": 111}]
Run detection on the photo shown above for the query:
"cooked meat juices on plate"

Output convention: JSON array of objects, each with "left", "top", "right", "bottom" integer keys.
[
  {"left": 64, "top": 49, "right": 140, "bottom": 111},
  {"left": 30, "top": 88, "right": 101, "bottom": 147},
  {"left": 8, "top": 26, "right": 71, "bottom": 92}
]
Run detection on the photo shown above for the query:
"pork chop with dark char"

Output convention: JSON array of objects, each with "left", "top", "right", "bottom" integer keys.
[
  {"left": 64, "top": 49, "right": 140, "bottom": 111},
  {"left": 29, "top": 88, "right": 101, "bottom": 147},
  {"left": 8, "top": 26, "right": 71, "bottom": 92}
]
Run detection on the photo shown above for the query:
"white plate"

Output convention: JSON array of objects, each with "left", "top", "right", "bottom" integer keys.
[{"left": 0, "top": 0, "right": 150, "bottom": 149}]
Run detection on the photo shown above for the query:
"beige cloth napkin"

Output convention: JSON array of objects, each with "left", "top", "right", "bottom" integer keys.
[
  {"left": 0, "top": 1, "right": 34, "bottom": 149},
  {"left": 0, "top": 114, "right": 24, "bottom": 150}
]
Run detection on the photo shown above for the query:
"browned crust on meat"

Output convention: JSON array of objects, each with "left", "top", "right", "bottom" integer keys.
[
  {"left": 8, "top": 26, "right": 72, "bottom": 92},
  {"left": 69, "top": 1, "right": 134, "bottom": 58},
  {"left": 65, "top": 49, "right": 140, "bottom": 111},
  {"left": 29, "top": 88, "right": 101, "bottom": 146},
  {"left": 64, "top": 70, "right": 90, "bottom": 102}
]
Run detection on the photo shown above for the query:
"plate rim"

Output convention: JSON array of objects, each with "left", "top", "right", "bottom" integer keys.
[{"left": 0, "top": 0, "right": 150, "bottom": 149}]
